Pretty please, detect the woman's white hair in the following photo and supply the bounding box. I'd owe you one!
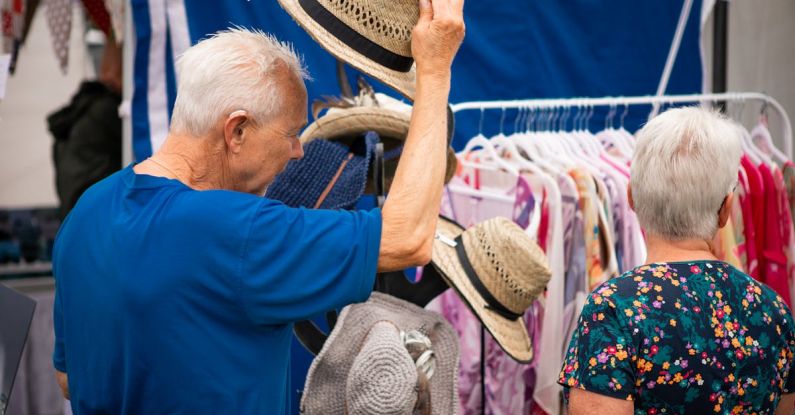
[170,27,308,137]
[630,106,742,241]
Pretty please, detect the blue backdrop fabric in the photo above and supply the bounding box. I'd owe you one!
[130,1,703,413]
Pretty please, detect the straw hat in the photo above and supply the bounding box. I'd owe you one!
[301,292,459,415]
[302,91,458,187]
[277,0,418,99]
[431,216,552,363]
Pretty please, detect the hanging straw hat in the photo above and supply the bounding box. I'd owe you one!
[301,292,459,415]
[302,86,458,188]
[277,0,418,99]
[431,216,552,363]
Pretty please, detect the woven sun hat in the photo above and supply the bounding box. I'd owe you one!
[265,133,375,209]
[301,292,459,415]
[431,216,552,363]
[301,88,458,187]
[277,0,418,100]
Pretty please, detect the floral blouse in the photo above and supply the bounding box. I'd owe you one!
[559,261,795,414]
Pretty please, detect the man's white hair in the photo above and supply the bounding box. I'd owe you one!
[631,106,742,241]
[170,27,309,137]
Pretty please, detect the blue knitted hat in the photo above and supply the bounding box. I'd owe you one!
[266,132,376,210]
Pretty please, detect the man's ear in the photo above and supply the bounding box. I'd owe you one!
[224,110,249,154]
[718,192,734,229]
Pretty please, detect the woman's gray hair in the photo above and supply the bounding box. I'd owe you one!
[630,106,743,241]
[170,27,309,137]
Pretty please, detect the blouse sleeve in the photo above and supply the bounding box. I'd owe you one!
[558,289,637,401]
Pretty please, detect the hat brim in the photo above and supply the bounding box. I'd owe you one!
[431,217,534,363]
[300,107,457,184]
[300,107,410,145]
[301,293,459,415]
[277,0,416,101]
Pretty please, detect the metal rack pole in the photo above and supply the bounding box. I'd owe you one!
[450,92,793,159]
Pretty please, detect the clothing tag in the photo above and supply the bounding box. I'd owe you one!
[435,231,458,247]
[0,54,11,100]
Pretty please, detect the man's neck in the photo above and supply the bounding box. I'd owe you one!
[134,133,230,191]
[643,233,719,265]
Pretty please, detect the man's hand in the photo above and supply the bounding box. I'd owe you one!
[377,0,464,271]
[56,370,70,400]
[411,0,465,77]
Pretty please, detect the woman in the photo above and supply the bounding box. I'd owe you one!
[559,107,795,414]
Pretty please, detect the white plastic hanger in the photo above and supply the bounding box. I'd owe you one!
[615,103,636,151]
[750,116,789,163]
[745,127,772,166]
[595,104,633,159]
[507,108,558,172]
[459,108,521,176]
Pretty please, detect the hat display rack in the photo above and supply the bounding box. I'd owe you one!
[293,61,452,357]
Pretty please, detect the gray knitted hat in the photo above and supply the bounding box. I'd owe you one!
[301,293,459,414]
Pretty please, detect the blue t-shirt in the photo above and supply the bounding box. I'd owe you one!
[52,166,381,414]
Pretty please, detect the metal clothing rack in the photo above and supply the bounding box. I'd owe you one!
[450,92,793,159]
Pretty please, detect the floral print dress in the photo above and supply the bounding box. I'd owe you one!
[558,261,795,414]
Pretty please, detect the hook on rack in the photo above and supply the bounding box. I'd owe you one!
[559,105,571,131]
[478,107,485,136]
[605,103,616,130]
[499,106,507,135]
[513,107,524,135]
[619,102,629,129]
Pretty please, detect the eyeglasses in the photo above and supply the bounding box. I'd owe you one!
[717,182,738,213]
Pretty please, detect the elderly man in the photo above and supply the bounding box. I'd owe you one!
[51,0,465,412]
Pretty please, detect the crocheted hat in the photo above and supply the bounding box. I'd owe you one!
[265,133,375,210]
[301,292,459,415]
[431,216,552,363]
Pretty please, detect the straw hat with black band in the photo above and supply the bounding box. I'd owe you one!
[302,86,458,189]
[431,216,552,363]
[277,0,418,100]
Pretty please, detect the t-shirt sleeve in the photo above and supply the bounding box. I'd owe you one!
[558,289,636,401]
[238,200,381,325]
[53,274,67,373]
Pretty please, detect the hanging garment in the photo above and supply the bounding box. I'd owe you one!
[433,152,567,414]
[568,168,619,290]
[104,0,123,42]
[558,173,589,377]
[784,161,795,227]
[523,170,566,415]
[47,81,122,219]
[45,0,71,72]
[432,164,536,414]
[759,164,791,306]
[773,166,795,309]
[737,164,760,279]
[1,0,24,71]
[740,156,765,281]
[81,0,111,35]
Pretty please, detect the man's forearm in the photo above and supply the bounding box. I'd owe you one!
[378,73,451,271]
